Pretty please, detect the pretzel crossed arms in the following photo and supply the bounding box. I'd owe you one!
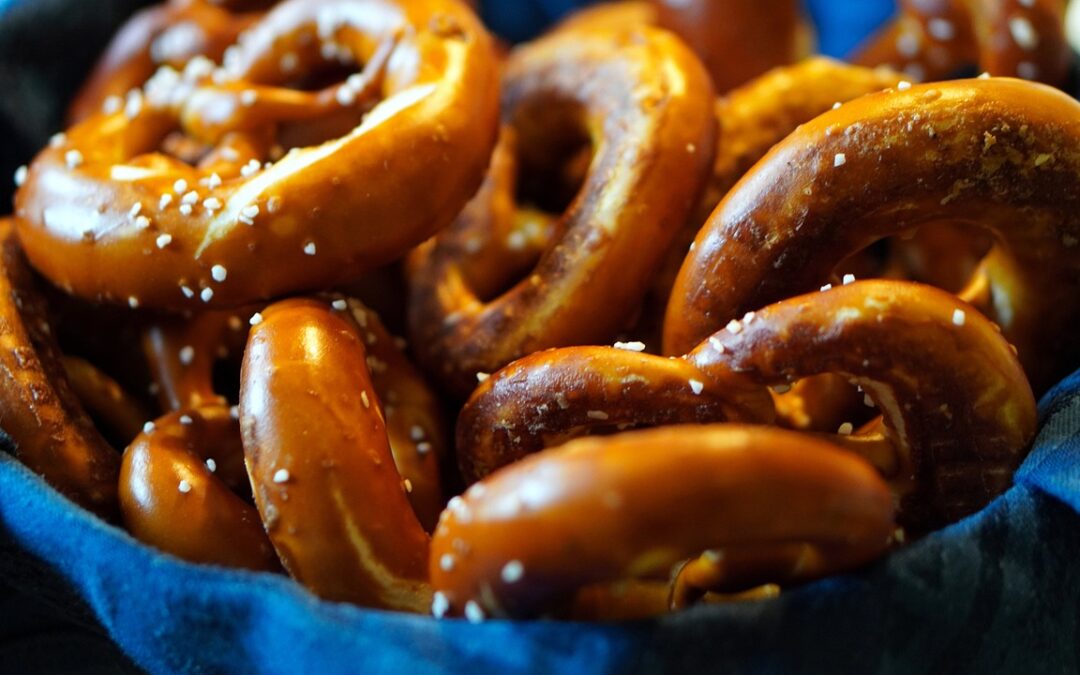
[1,0,1073,621]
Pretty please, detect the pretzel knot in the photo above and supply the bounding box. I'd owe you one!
[430,424,896,620]
[460,280,1036,529]
[68,0,268,124]
[666,78,1080,394]
[407,24,717,396]
[15,0,499,310]
[854,0,1071,85]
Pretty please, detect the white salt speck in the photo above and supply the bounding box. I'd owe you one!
[440,554,455,571]
[273,469,290,484]
[331,299,348,311]
[249,312,264,326]
[476,372,490,383]
[613,341,646,352]
[178,480,192,494]
[13,165,27,187]
[211,264,227,282]
[838,422,854,435]
[897,80,912,91]
[303,241,317,256]
[1009,17,1038,50]
[689,379,704,395]
[205,458,217,472]
[501,560,524,583]
[200,287,214,302]
[179,414,193,425]
[432,592,449,618]
[178,345,195,365]
[464,601,485,624]
[65,150,83,168]
[142,421,156,434]
[952,308,966,326]
[833,153,847,167]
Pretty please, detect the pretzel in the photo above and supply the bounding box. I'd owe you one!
[336,298,448,532]
[462,280,1035,527]
[650,0,812,94]
[15,0,500,310]
[240,297,431,610]
[407,25,717,396]
[666,78,1080,394]
[429,424,895,619]
[456,345,774,483]
[0,220,120,518]
[557,1,810,94]
[68,0,265,124]
[143,309,247,412]
[62,355,152,444]
[119,407,280,571]
[636,58,906,346]
[853,0,1071,86]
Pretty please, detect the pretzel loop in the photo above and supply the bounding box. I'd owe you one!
[15,0,499,310]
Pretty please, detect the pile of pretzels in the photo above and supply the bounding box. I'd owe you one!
[3,0,1077,622]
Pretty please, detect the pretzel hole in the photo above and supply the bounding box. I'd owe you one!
[463,100,594,303]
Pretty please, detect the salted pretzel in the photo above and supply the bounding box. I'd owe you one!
[0,220,120,518]
[68,0,267,124]
[666,78,1080,394]
[62,356,151,444]
[456,344,774,483]
[557,1,810,94]
[336,298,448,532]
[461,281,1036,528]
[429,424,895,619]
[650,0,812,94]
[143,309,247,412]
[635,58,906,348]
[240,297,431,610]
[15,0,499,310]
[119,407,280,571]
[853,0,1071,85]
[407,24,717,396]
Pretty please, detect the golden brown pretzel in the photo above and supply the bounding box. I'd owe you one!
[634,58,906,346]
[853,0,1071,85]
[557,1,811,94]
[407,25,717,396]
[666,78,1080,394]
[335,298,448,532]
[683,281,1036,528]
[240,298,430,610]
[16,0,499,310]
[143,309,247,412]
[456,345,774,483]
[461,280,1035,528]
[650,0,812,93]
[429,424,895,619]
[119,406,280,570]
[0,220,120,518]
[62,355,152,445]
[68,0,265,124]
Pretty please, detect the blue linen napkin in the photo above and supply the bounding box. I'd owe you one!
[7,1,1080,673]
